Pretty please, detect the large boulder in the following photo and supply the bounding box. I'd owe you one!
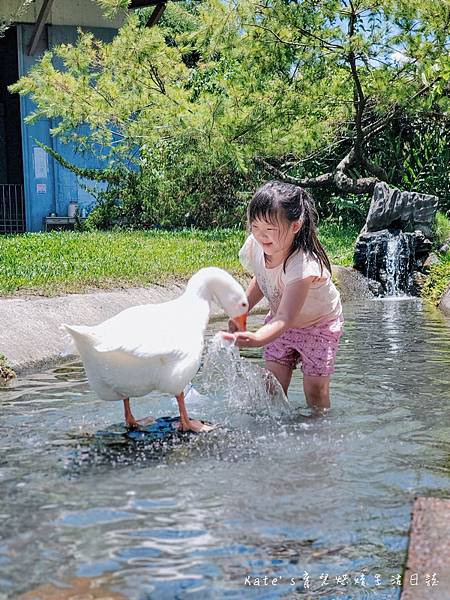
[362,182,438,238]
[331,265,374,302]
[439,284,450,317]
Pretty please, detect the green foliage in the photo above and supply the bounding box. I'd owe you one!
[422,212,450,306]
[36,141,121,183]
[367,115,450,212]
[9,0,450,227]
[94,0,130,18]
[85,148,265,229]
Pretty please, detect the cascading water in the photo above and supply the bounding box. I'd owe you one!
[385,231,413,296]
[357,229,416,297]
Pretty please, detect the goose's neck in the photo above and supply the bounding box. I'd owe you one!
[182,282,212,330]
[185,277,215,305]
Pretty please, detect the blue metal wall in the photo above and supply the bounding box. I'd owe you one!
[17,24,116,231]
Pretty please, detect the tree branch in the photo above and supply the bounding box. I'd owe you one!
[254,157,334,188]
[363,78,442,142]
[347,1,366,155]
[242,22,310,50]
[256,149,380,195]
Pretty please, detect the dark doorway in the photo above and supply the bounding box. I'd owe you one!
[0,26,25,233]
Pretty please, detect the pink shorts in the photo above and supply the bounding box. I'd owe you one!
[263,314,344,377]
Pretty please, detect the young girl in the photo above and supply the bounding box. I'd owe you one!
[225,180,344,412]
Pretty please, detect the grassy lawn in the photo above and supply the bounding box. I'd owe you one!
[0,224,359,297]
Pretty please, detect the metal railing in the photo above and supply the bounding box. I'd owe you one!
[0,184,25,233]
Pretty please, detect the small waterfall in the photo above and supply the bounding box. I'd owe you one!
[356,230,416,297]
[385,233,408,296]
[354,182,438,299]
[385,231,414,297]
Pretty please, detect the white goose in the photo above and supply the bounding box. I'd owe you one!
[64,267,248,433]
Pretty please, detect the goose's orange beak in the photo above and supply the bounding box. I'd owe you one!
[232,313,247,332]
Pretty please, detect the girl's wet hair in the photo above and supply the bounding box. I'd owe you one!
[248,180,331,275]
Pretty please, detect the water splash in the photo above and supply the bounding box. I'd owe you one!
[198,334,293,417]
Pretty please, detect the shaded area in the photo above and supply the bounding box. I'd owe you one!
[0,27,25,234]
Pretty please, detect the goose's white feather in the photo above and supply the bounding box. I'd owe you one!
[63,267,248,403]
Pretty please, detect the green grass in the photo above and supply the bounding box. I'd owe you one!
[316,222,360,267]
[0,225,358,297]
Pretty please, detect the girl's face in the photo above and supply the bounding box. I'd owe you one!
[250,215,301,257]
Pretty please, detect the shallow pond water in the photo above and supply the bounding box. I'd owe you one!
[0,299,449,599]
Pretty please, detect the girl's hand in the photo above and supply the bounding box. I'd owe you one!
[221,330,261,348]
[228,318,238,334]
[234,331,261,348]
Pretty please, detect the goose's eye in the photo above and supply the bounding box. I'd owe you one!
[241,301,248,308]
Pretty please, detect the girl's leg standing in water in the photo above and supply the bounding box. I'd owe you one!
[303,375,330,411]
[265,361,331,412]
[265,360,293,396]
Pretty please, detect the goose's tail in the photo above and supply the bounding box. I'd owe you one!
[61,324,98,357]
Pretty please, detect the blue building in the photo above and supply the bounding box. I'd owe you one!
[0,0,166,233]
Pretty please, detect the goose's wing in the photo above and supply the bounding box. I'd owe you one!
[94,329,187,361]
[91,302,202,360]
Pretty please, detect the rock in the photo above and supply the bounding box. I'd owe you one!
[368,279,383,296]
[362,182,438,238]
[401,497,450,600]
[353,183,440,296]
[331,265,374,302]
[412,230,433,258]
[438,238,450,253]
[439,285,450,317]
[411,271,427,295]
[422,252,440,269]
[354,229,391,278]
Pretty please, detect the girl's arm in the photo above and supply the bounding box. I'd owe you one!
[229,276,263,333]
[246,276,264,311]
[230,276,314,347]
